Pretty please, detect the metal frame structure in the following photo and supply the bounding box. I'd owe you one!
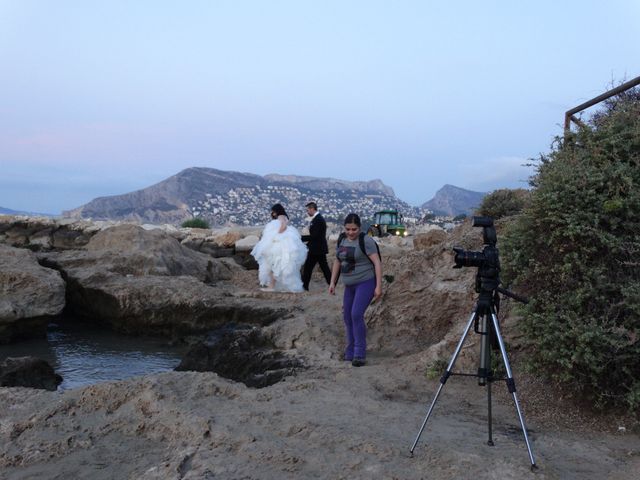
[564,75,640,136]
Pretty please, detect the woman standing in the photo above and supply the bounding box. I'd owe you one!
[251,204,307,292]
[329,213,382,366]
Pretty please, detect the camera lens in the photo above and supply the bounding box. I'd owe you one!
[453,247,485,268]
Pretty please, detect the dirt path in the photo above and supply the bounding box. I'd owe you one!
[1,276,639,479]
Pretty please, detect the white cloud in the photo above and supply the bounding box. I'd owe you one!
[458,156,536,192]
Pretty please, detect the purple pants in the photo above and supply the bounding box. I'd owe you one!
[342,277,376,360]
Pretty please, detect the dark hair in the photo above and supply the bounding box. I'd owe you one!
[271,203,289,219]
[343,213,361,226]
[305,201,318,210]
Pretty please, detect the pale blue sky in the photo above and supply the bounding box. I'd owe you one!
[0,1,638,213]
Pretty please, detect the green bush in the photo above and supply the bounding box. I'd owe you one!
[502,87,640,412]
[181,218,210,229]
[477,188,530,219]
[425,359,448,380]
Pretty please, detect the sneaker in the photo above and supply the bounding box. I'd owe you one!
[351,358,366,367]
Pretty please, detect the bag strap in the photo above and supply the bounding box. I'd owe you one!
[359,232,381,263]
[335,233,345,283]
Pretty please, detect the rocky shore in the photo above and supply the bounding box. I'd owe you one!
[0,215,638,479]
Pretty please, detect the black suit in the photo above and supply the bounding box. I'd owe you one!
[301,213,331,290]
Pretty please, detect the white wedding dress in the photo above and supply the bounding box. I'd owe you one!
[250,218,308,292]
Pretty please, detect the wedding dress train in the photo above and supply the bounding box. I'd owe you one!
[250,219,307,292]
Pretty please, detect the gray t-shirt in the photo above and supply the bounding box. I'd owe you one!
[336,235,378,286]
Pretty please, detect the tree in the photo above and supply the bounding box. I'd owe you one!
[502,87,640,411]
[181,218,210,229]
[477,188,530,220]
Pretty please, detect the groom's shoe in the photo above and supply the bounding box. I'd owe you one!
[351,358,366,367]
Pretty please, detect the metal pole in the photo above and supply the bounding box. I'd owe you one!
[490,309,537,469]
[564,75,640,134]
[487,380,494,446]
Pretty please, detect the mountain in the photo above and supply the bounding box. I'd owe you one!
[64,167,421,225]
[263,174,395,197]
[64,168,266,224]
[421,185,486,217]
[0,207,22,215]
[0,206,55,217]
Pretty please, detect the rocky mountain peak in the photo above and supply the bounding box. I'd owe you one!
[263,174,395,196]
[63,167,408,225]
[421,184,486,217]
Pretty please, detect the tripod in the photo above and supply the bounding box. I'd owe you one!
[409,288,538,471]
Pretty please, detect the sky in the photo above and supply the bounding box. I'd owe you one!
[0,1,638,214]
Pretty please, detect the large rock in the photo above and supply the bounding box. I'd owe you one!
[234,235,259,253]
[233,235,260,270]
[413,229,447,250]
[0,216,96,250]
[177,228,259,260]
[0,216,54,248]
[55,224,231,281]
[366,221,481,359]
[212,230,243,248]
[64,274,288,337]
[180,237,235,259]
[38,225,284,336]
[0,356,62,391]
[0,244,66,343]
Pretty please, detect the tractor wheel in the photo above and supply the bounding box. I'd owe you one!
[367,226,381,237]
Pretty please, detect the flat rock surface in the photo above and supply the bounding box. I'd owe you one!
[1,357,638,479]
[1,280,638,479]
[1,221,638,479]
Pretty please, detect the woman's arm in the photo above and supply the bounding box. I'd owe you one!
[328,259,341,295]
[278,215,287,233]
[369,253,382,302]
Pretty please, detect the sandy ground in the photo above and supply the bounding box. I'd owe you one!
[1,273,639,479]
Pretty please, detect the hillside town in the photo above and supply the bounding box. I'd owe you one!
[190,184,433,226]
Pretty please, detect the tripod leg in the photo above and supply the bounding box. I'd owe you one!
[477,312,495,445]
[410,311,477,455]
[490,309,537,470]
[487,380,494,446]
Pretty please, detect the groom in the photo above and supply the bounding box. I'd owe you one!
[301,201,332,291]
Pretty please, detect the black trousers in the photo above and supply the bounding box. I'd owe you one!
[302,253,332,290]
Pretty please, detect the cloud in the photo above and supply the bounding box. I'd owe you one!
[458,156,536,192]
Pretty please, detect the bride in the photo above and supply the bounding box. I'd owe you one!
[251,204,307,292]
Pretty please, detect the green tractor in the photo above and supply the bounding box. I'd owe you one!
[367,209,408,237]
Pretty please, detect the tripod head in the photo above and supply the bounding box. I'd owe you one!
[452,216,528,387]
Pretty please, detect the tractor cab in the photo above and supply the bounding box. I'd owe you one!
[367,209,408,237]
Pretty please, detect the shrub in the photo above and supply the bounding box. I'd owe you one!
[502,87,640,412]
[181,218,210,229]
[425,359,448,380]
[477,188,530,220]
